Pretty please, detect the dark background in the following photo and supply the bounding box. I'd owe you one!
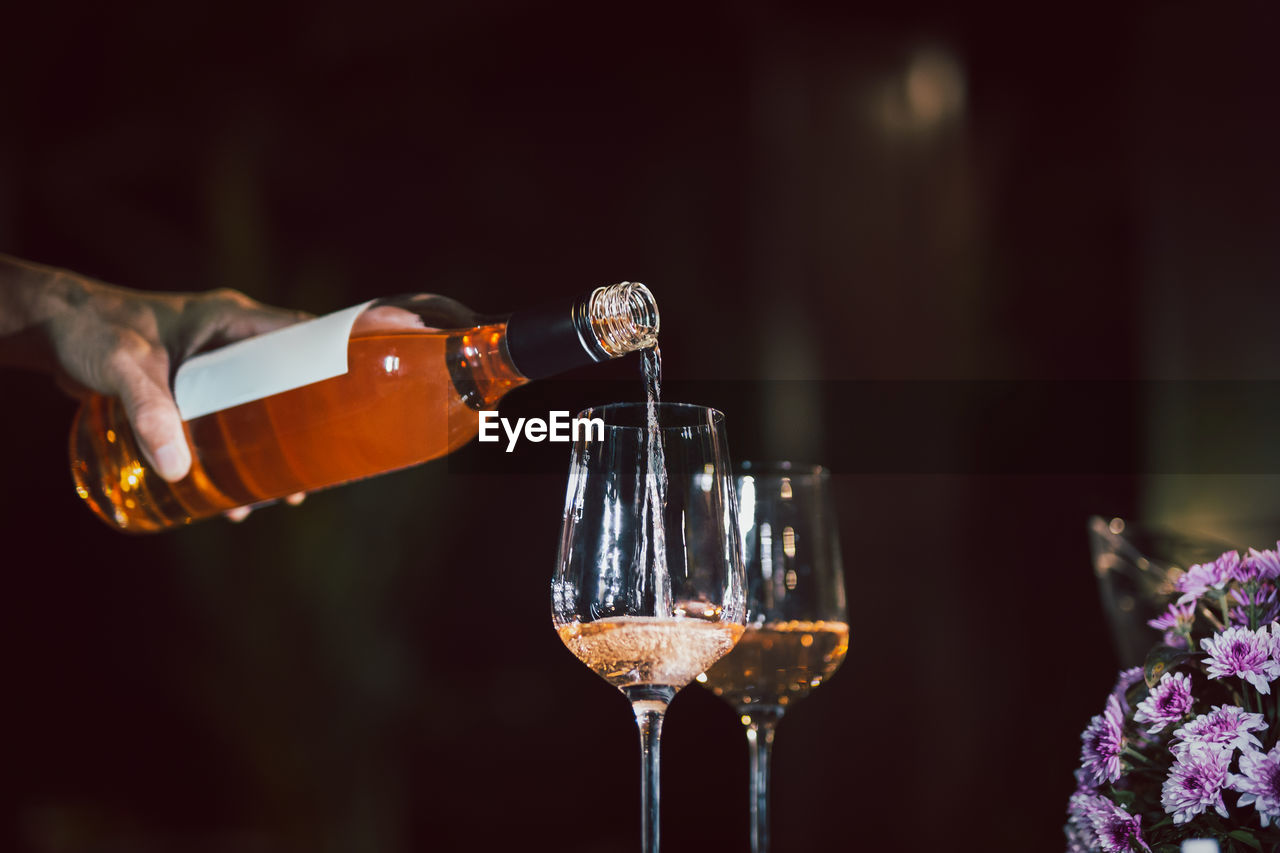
[2,2,1279,851]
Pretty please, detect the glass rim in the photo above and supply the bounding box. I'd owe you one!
[736,460,829,479]
[574,402,726,432]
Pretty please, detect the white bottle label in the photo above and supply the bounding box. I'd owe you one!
[174,301,375,421]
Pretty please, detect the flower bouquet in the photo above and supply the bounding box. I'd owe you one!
[1068,545,1280,852]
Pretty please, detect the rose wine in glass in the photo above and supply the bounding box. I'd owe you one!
[553,402,746,853]
[699,462,848,853]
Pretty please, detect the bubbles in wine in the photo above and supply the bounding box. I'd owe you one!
[557,615,743,690]
[699,620,849,712]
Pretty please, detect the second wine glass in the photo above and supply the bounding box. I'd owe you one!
[552,402,747,853]
[699,461,848,853]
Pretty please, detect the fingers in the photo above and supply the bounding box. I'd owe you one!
[225,505,252,523]
[107,291,298,484]
[196,289,311,349]
[106,351,192,482]
[218,305,311,340]
[224,493,306,523]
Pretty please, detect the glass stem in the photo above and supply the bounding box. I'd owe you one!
[746,718,778,853]
[635,703,667,853]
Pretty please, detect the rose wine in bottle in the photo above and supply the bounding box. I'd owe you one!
[71,283,658,532]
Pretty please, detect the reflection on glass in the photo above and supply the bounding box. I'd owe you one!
[553,403,746,853]
[700,462,848,853]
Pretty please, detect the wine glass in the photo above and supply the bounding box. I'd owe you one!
[552,403,747,853]
[698,461,848,853]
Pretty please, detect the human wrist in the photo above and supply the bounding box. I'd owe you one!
[0,254,94,369]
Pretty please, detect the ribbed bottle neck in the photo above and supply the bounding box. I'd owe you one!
[505,282,659,379]
[585,282,659,356]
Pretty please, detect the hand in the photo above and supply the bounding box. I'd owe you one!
[223,492,307,523]
[50,282,310,481]
[0,255,310,515]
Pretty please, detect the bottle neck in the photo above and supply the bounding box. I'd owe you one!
[505,282,659,379]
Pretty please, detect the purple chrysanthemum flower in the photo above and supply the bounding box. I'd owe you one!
[1245,545,1280,582]
[1109,666,1145,716]
[1081,695,1126,785]
[1230,583,1280,627]
[1066,787,1107,851]
[1172,704,1266,754]
[1088,800,1152,853]
[1064,822,1093,853]
[1134,672,1194,734]
[1161,742,1233,825]
[1073,767,1097,794]
[1201,625,1280,694]
[1236,552,1262,583]
[1177,551,1239,605]
[1231,744,1280,827]
[1148,601,1196,633]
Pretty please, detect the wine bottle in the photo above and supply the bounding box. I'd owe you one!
[70,282,658,532]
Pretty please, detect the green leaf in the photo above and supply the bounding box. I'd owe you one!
[1229,829,1264,851]
[1145,644,1202,686]
[1109,787,1137,807]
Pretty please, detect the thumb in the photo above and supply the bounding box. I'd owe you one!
[111,360,193,482]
